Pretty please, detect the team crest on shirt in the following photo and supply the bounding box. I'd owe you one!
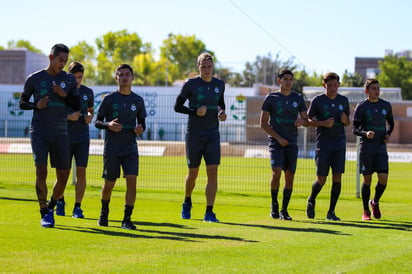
[214,87,220,93]
[60,82,66,89]
[338,104,344,111]
[382,109,387,115]
[292,101,298,108]
[130,104,136,112]
[83,94,88,101]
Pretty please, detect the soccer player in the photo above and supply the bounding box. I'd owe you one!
[174,52,226,223]
[95,64,146,230]
[55,62,94,218]
[19,43,80,228]
[353,79,394,220]
[260,69,308,220]
[306,72,350,221]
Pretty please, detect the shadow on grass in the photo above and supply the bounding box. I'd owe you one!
[0,196,37,202]
[54,220,257,243]
[220,221,351,235]
[294,219,412,231]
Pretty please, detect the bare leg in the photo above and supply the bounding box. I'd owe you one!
[75,166,87,204]
[205,165,218,206]
[35,165,48,208]
[185,167,199,198]
[125,175,137,206]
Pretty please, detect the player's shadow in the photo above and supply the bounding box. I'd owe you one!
[217,221,351,236]
[294,219,412,231]
[55,220,257,243]
[0,196,37,202]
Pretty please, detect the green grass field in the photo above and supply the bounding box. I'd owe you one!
[0,155,411,273]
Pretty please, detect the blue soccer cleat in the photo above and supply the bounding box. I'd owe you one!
[56,200,65,216]
[181,202,192,219]
[203,211,220,223]
[41,209,55,228]
[72,207,84,218]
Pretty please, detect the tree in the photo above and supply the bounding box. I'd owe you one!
[95,30,143,85]
[132,50,158,86]
[292,70,322,94]
[242,62,256,87]
[7,39,43,54]
[341,70,364,87]
[67,41,97,85]
[242,53,296,86]
[377,55,412,100]
[159,33,213,82]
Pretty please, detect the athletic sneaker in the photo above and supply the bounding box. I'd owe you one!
[41,209,55,228]
[56,200,65,216]
[98,209,109,227]
[326,211,341,221]
[270,202,279,219]
[72,207,84,218]
[306,199,315,219]
[362,210,372,221]
[279,210,292,221]
[121,219,137,230]
[181,202,192,219]
[369,200,381,219]
[203,211,220,223]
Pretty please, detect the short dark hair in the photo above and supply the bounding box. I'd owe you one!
[68,62,84,74]
[364,78,379,89]
[50,43,69,56]
[277,69,293,79]
[116,63,133,75]
[197,52,213,66]
[322,72,340,83]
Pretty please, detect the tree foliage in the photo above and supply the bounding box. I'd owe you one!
[377,55,412,100]
[67,41,97,85]
[241,53,296,87]
[7,39,43,54]
[341,69,364,87]
[159,33,212,82]
[95,30,143,85]
[292,70,322,94]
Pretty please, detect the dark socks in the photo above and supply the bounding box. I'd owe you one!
[282,188,292,212]
[40,207,49,217]
[328,181,341,213]
[48,197,57,210]
[271,189,279,205]
[184,196,192,205]
[309,181,323,202]
[361,183,371,211]
[101,199,110,212]
[206,205,213,213]
[74,202,81,209]
[123,205,134,220]
[374,182,387,202]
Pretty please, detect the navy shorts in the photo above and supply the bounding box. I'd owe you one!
[69,140,90,168]
[269,143,298,173]
[31,133,70,169]
[103,152,139,182]
[315,148,346,176]
[185,131,220,168]
[360,151,388,175]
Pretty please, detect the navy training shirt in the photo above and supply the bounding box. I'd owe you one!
[68,84,94,143]
[96,91,147,156]
[353,98,394,154]
[261,91,307,144]
[176,76,225,133]
[20,69,79,137]
[308,93,350,149]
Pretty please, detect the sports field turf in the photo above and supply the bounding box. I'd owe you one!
[0,155,411,273]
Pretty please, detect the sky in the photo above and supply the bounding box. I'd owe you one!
[1,0,411,77]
